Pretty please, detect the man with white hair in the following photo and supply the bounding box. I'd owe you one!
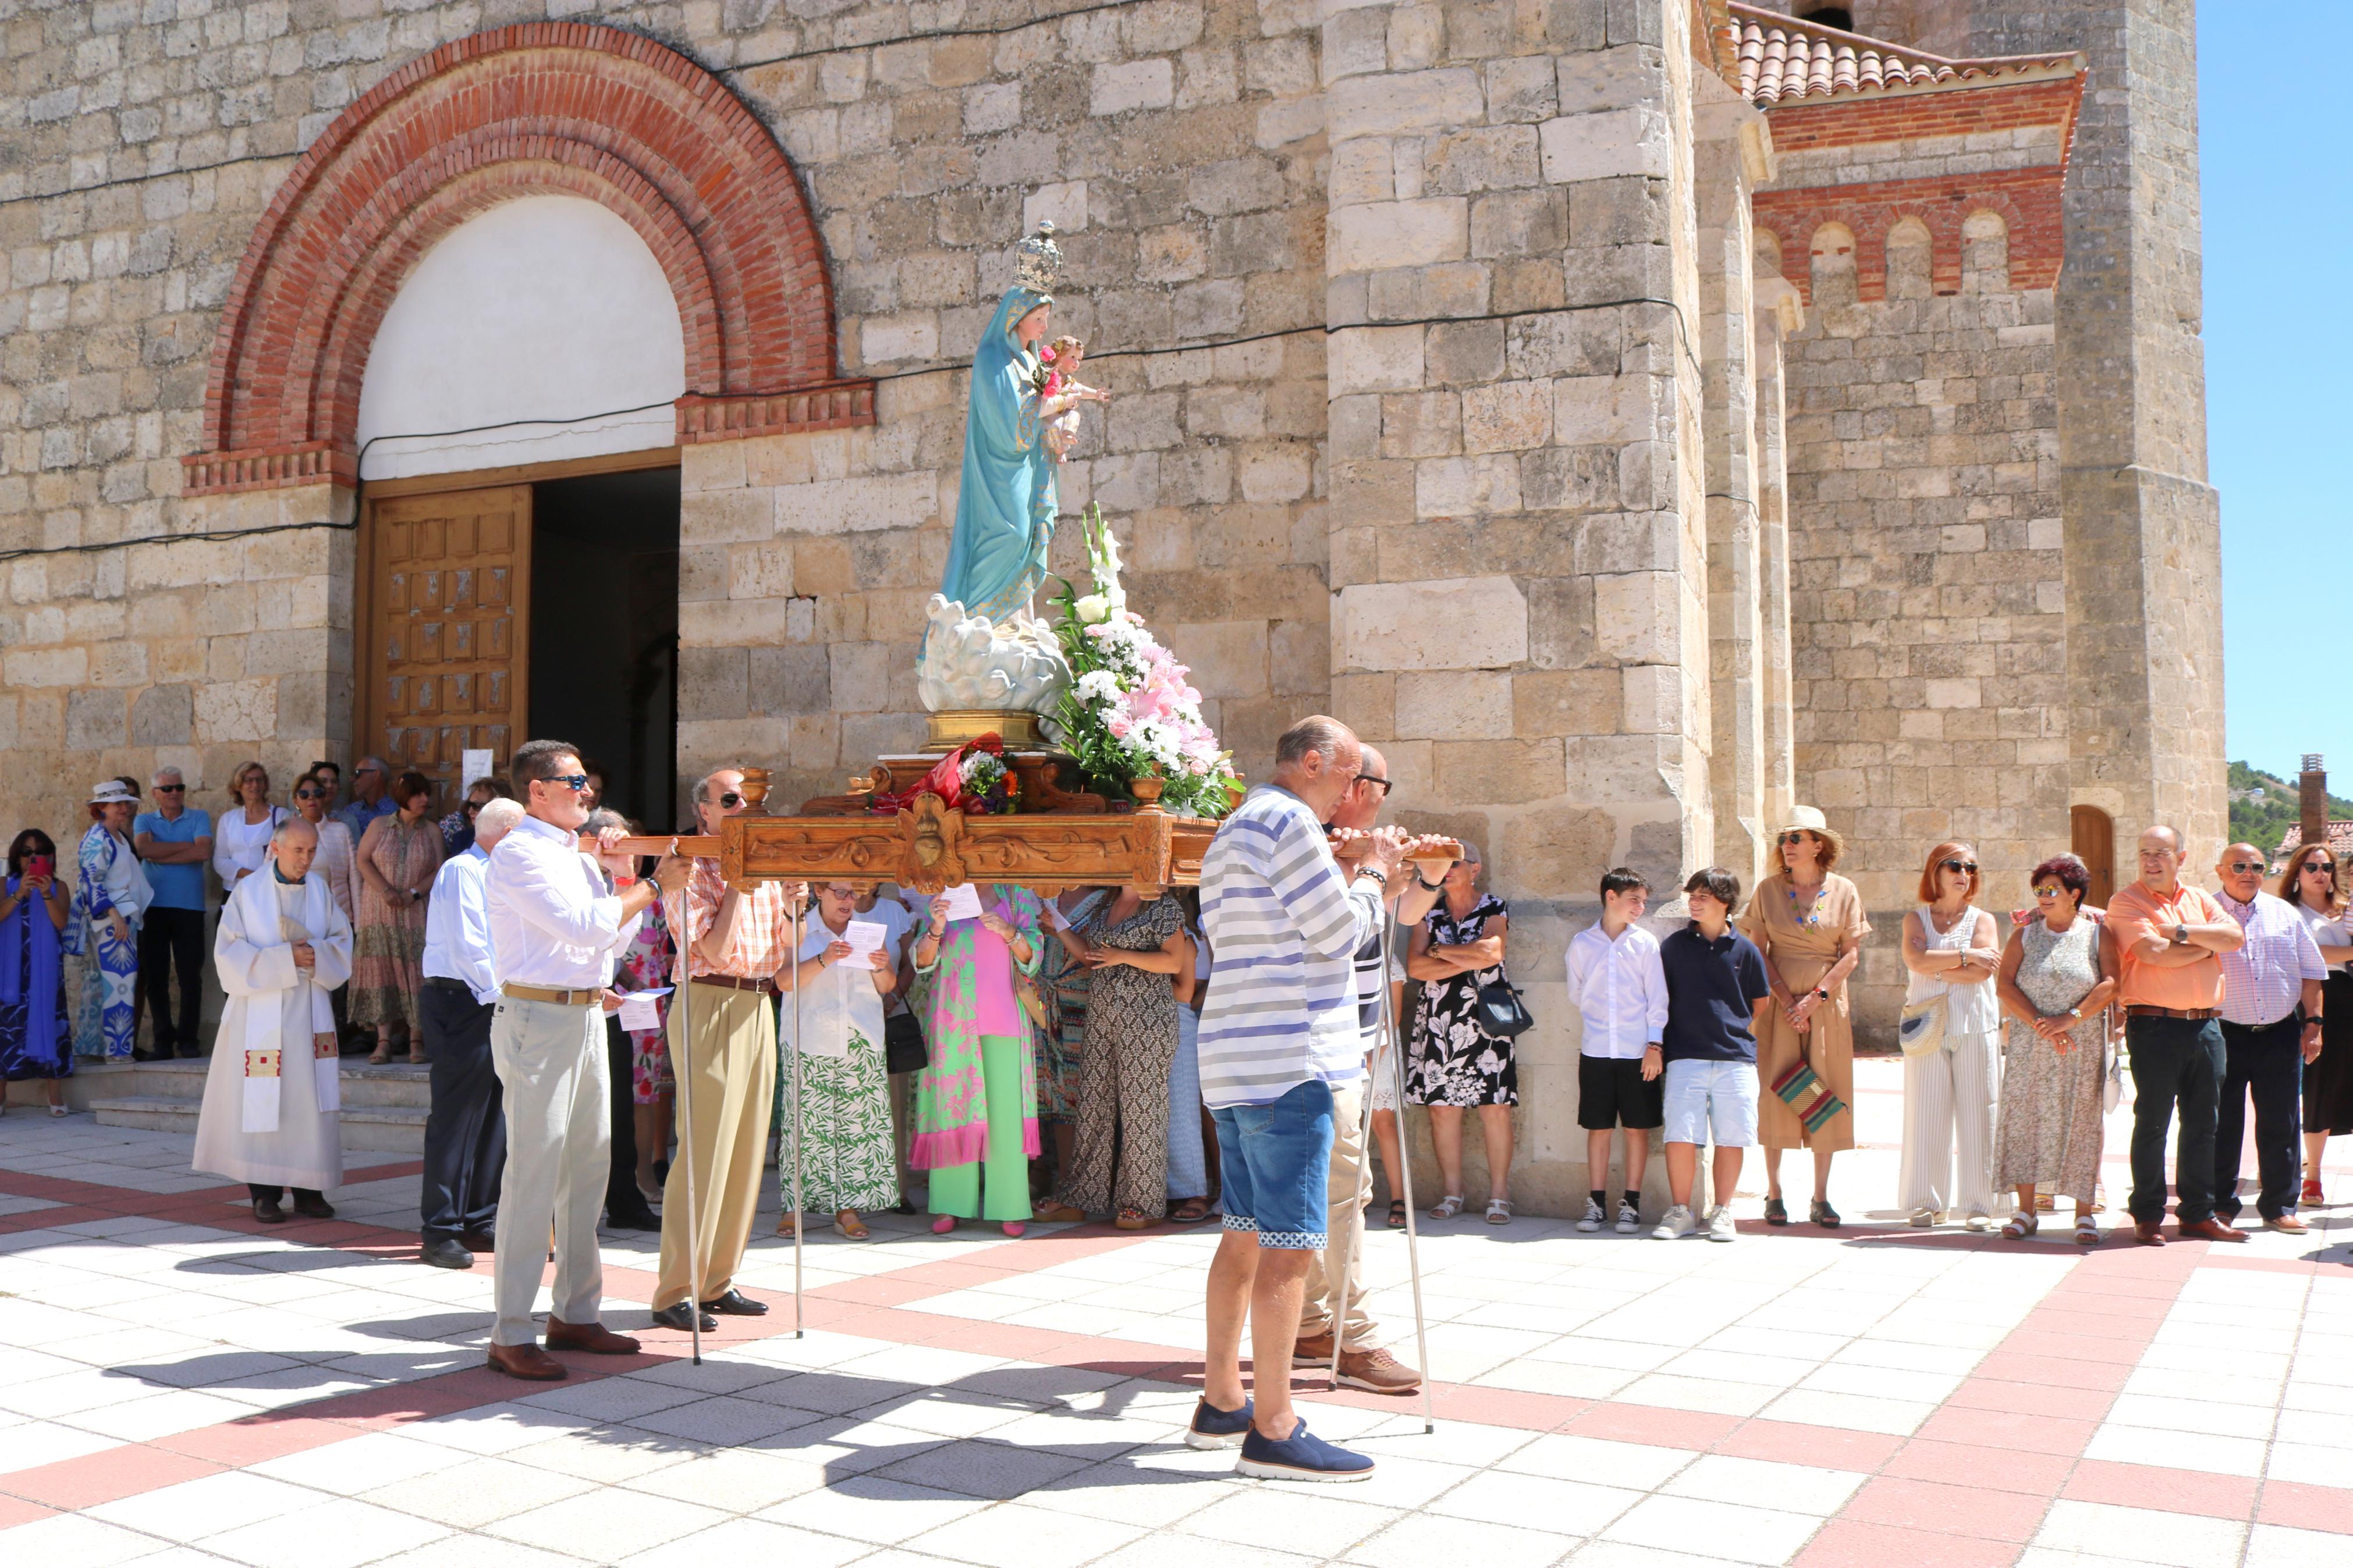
[417,797,524,1270]
[190,816,353,1224]
[132,765,213,1060]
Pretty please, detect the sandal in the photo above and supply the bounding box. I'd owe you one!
[1387,1200,1407,1229]
[1764,1197,1788,1226]
[367,1045,392,1065]
[1170,1197,1211,1224]
[1114,1208,1155,1231]
[1429,1194,1465,1221]
[2001,1213,2039,1240]
[406,1052,427,1066]
[1485,1199,1513,1225]
[835,1209,869,1240]
[1809,1198,1841,1229]
[931,1215,957,1235]
[1032,1201,1086,1224]
[48,1104,69,1118]
[2074,1215,2100,1246]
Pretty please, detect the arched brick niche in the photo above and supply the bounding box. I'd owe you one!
[183,23,869,497]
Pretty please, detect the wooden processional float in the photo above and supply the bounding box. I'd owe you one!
[613,741,1457,892]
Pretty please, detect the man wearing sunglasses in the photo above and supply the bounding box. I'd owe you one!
[648,767,800,1334]
[2212,842,2328,1236]
[2106,826,2248,1245]
[482,739,687,1379]
[132,766,214,1061]
[333,756,395,843]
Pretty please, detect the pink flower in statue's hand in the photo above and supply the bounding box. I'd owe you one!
[1040,346,1056,363]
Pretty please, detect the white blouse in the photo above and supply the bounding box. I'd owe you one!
[311,818,357,921]
[2293,901,2352,975]
[1904,903,2002,1035]
[213,805,287,887]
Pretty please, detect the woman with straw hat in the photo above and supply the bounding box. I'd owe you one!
[1737,806,1869,1227]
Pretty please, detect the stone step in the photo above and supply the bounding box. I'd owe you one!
[85,1094,428,1154]
[110,1058,435,1111]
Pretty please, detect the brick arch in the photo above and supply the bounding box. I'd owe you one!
[1752,174,2061,310]
[184,23,871,496]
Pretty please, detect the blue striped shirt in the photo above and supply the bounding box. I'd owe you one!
[1197,785,1382,1109]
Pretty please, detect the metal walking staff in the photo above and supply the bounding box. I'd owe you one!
[668,856,705,1367]
[1380,902,1437,1435]
[787,891,807,1338]
[1323,909,1382,1398]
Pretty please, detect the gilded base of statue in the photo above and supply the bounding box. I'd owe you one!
[923,707,1046,752]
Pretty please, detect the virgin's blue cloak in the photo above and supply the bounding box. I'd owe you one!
[939,286,1056,623]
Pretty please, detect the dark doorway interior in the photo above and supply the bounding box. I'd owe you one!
[529,467,680,831]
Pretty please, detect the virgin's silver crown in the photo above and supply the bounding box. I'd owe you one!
[1013,221,1062,294]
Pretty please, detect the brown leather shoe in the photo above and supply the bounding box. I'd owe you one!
[2131,1219,2167,1246]
[1293,1331,1336,1367]
[1336,1346,1424,1395]
[486,1343,566,1381]
[545,1317,641,1355]
[2266,1214,2311,1234]
[2180,1218,2249,1243]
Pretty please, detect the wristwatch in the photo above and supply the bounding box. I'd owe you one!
[2067,1007,2082,1021]
[2173,922,2189,945]
[1812,987,1829,1000]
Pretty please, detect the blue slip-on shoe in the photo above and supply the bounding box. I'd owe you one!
[1185,1396,1255,1450]
[1235,1417,1376,1482]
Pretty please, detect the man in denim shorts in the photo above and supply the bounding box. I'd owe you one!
[1188,717,1407,1481]
[1647,867,1773,1243]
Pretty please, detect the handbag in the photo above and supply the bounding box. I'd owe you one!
[2102,1008,2125,1114]
[883,1011,928,1075]
[1898,994,1947,1057]
[1769,1055,1849,1137]
[1474,975,1534,1039]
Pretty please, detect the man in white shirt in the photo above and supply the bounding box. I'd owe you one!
[482,740,683,1380]
[1565,868,1670,1234]
[417,798,523,1271]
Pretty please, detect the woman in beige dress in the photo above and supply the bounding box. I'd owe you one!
[1738,806,1869,1228]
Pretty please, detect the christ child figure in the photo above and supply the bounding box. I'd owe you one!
[1038,336,1103,460]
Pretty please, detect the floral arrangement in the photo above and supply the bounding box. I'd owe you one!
[1048,505,1241,817]
[959,746,1017,813]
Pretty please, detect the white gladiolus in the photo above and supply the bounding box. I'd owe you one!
[1074,593,1111,623]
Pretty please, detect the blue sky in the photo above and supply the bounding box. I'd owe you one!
[2205,8,2350,781]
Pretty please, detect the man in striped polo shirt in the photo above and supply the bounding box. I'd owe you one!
[1186,716,1408,1482]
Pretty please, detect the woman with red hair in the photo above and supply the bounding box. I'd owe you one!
[1898,842,2003,1228]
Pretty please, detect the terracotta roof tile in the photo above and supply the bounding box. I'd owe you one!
[2273,822,2353,864]
[1727,3,2080,106]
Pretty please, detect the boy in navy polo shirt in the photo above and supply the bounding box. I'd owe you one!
[1646,868,1772,1243]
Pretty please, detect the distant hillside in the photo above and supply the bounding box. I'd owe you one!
[2228,761,2353,856]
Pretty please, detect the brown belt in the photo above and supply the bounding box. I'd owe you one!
[2124,1005,2220,1021]
[689,973,779,999]
[502,983,602,1007]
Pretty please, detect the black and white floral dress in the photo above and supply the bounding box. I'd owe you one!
[1408,894,1518,1107]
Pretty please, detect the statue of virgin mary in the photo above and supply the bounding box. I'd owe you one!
[938,223,1080,624]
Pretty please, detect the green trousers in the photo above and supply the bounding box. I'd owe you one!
[926,1033,1031,1222]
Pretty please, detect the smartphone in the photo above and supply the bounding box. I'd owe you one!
[25,854,55,881]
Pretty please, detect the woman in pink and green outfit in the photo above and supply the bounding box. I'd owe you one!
[911,884,1044,1235]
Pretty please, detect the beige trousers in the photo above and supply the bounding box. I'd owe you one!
[1298,1077,1379,1347]
[654,982,778,1309]
[488,996,608,1347]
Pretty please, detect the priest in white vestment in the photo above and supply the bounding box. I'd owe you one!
[192,816,354,1224]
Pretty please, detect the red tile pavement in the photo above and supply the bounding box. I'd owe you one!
[0,1444,224,1512]
[1909,1405,2100,1457]
[1968,1350,2135,1392]
[0,1495,56,1530]
[1943,1378,2118,1421]
[2061,1459,2259,1520]
[1839,1474,2058,1541]
[2261,1480,2353,1534]
[1794,1517,2031,1568]
[1877,1438,2077,1496]
[1711,1420,1904,1473]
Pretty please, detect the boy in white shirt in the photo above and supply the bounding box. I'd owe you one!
[1564,868,1669,1233]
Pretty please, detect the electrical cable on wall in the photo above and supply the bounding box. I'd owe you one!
[0,297,1704,566]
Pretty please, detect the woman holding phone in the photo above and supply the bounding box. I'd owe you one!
[1,830,74,1112]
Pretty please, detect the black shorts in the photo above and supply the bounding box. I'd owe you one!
[1578,1054,1664,1131]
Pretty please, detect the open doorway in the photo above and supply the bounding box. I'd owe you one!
[529,468,681,830]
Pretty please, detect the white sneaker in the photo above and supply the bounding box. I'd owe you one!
[1576,1197,1606,1233]
[1615,1199,1641,1235]
[1706,1206,1737,1243]
[1651,1204,1697,1240]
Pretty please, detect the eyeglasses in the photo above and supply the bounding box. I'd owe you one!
[718,792,744,808]
[1352,775,1390,796]
[294,788,322,801]
[544,774,591,792]
[1941,859,1979,875]
[154,783,184,793]
[2225,861,2265,874]
[1781,831,1813,846]
[2303,863,2337,878]
[2033,886,2067,899]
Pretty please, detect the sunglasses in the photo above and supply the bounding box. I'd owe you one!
[544,774,591,792]
[294,788,322,800]
[2224,861,2264,874]
[154,783,184,793]
[2303,863,2337,877]
[1941,859,1979,875]
[718,791,743,808]
[1781,831,1814,846]
[1352,774,1391,795]
[2032,886,2068,899]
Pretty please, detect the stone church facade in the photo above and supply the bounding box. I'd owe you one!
[0,1,2221,1206]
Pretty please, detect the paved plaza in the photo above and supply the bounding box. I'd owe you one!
[3,1058,2351,1568]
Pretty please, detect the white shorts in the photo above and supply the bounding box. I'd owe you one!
[1661,1058,1759,1147]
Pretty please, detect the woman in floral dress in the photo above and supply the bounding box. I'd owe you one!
[1993,854,2118,1245]
[911,883,1044,1236]
[70,781,150,1061]
[1051,887,1187,1228]
[782,882,901,1237]
[1030,886,1109,1220]
[1406,847,1518,1222]
[352,771,441,1062]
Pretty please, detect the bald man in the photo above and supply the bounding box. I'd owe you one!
[2213,842,2327,1235]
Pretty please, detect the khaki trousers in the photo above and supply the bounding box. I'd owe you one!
[654,982,777,1309]
[488,996,608,1347]
[1298,1078,1379,1347]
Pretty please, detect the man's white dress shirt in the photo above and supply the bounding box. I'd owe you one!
[484,814,641,990]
